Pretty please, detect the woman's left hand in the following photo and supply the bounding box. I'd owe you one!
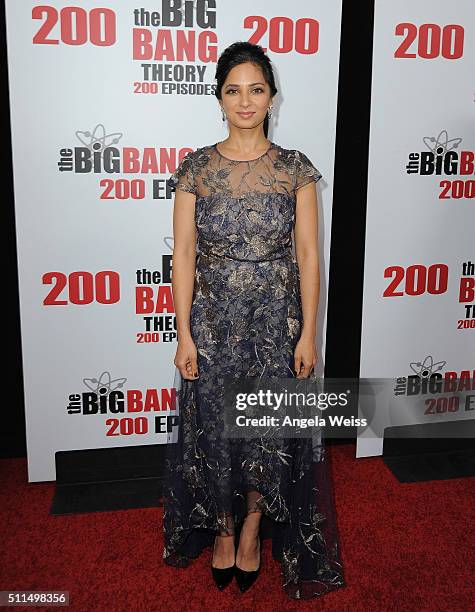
[294,336,318,378]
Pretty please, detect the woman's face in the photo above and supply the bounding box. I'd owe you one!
[220,62,273,130]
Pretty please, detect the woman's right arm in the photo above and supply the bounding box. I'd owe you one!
[172,188,199,379]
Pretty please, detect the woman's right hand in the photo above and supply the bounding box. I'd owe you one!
[174,337,199,380]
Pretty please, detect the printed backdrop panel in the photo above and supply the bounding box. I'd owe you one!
[358,0,474,457]
[5,1,343,480]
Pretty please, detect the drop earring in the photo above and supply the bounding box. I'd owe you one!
[267,105,273,118]
[220,106,226,121]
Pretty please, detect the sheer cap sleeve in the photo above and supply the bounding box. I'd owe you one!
[167,150,196,194]
[294,149,322,193]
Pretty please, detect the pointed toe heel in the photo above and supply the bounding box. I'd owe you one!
[235,536,261,593]
[211,563,235,590]
[211,534,236,590]
[234,564,260,593]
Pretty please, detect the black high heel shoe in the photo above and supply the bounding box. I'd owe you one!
[235,535,261,593]
[211,536,235,590]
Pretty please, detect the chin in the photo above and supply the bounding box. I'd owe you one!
[235,116,263,125]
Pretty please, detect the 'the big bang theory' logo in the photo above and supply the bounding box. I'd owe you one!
[392,356,475,416]
[57,124,189,202]
[133,3,218,95]
[66,371,178,437]
[406,130,475,200]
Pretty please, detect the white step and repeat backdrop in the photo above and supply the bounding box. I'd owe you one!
[358,0,475,457]
[6,1,343,481]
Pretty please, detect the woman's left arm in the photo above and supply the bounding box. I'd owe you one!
[293,180,320,378]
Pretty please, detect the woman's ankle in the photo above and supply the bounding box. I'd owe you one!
[212,533,236,567]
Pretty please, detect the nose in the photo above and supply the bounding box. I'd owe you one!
[240,92,251,108]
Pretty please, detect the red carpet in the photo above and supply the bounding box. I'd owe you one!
[1,444,473,611]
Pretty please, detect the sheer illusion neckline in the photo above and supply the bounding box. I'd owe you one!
[213,141,274,162]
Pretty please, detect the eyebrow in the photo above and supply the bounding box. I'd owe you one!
[225,82,265,87]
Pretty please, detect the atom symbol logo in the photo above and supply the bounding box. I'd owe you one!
[423,130,462,155]
[76,124,123,158]
[83,371,127,396]
[409,355,446,379]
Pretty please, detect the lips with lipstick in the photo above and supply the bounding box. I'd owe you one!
[237,112,255,119]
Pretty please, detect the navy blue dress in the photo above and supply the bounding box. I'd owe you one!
[162,142,345,599]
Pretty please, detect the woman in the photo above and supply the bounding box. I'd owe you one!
[162,41,345,599]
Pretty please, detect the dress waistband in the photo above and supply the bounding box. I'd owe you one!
[198,245,292,263]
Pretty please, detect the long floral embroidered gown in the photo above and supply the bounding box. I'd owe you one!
[162,141,345,599]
